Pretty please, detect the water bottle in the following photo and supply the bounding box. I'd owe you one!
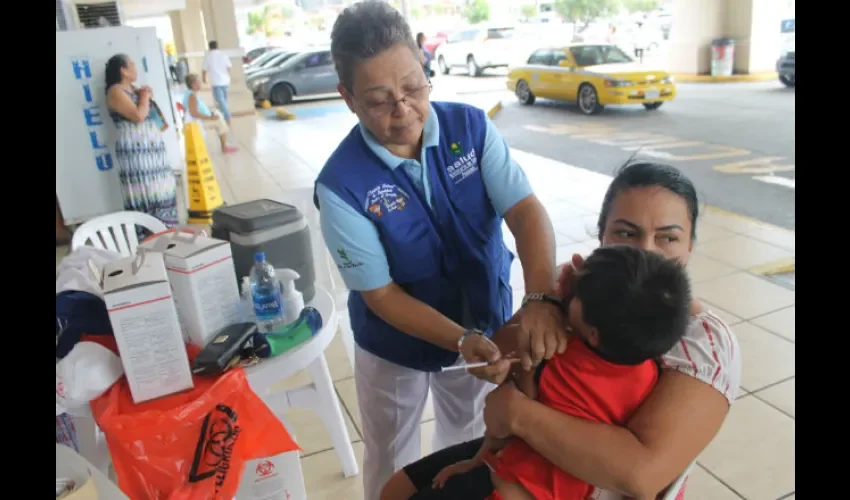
[250,252,284,333]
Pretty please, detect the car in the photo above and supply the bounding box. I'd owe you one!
[776,51,795,87]
[422,31,449,58]
[252,48,339,106]
[434,25,517,76]
[243,46,278,65]
[506,43,676,115]
[244,48,285,71]
[245,50,299,79]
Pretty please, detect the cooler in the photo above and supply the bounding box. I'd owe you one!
[211,199,316,302]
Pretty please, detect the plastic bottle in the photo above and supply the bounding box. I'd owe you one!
[250,252,284,333]
[277,269,305,325]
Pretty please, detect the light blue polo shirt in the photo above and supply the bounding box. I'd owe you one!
[316,104,532,292]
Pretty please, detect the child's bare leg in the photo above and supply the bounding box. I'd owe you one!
[491,470,536,500]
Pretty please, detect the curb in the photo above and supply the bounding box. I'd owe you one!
[275,107,296,120]
[487,101,503,118]
[672,72,778,83]
[703,205,794,236]
[749,257,795,276]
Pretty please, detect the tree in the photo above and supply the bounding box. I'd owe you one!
[521,3,537,19]
[463,0,490,24]
[553,0,620,24]
[621,0,661,13]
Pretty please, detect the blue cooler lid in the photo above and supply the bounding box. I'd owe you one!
[212,199,303,234]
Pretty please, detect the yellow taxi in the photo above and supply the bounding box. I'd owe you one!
[506,43,676,115]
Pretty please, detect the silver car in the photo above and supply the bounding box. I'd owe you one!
[251,49,339,106]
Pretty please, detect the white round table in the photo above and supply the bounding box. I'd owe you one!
[244,286,359,478]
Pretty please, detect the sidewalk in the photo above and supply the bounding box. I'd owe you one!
[59,93,794,499]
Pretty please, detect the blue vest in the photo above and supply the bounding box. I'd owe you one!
[315,102,513,371]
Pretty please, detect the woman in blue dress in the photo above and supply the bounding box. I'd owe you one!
[104,54,178,232]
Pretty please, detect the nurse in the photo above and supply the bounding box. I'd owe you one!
[315,3,565,498]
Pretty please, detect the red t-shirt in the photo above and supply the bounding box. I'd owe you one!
[493,340,659,500]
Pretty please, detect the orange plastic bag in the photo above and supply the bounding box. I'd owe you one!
[91,365,300,500]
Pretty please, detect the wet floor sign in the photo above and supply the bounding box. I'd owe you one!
[184,122,223,224]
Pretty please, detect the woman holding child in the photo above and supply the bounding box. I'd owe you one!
[382,162,742,500]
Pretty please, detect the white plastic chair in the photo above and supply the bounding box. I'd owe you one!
[71,211,167,257]
[660,460,696,500]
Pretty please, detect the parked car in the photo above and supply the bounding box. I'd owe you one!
[243,46,279,65]
[252,48,338,106]
[422,31,449,58]
[777,18,795,87]
[245,50,299,79]
[244,48,284,71]
[506,43,676,115]
[776,51,795,87]
[434,25,517,76]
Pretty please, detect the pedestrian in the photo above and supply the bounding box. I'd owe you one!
[183,74,238,153]
[104,54,178,236]
[317,3,565,499]
[203,40,233,126]
[634,21,648,63]
[416,32,434,77]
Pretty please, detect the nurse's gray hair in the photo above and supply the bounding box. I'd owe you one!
[330,1,418,92]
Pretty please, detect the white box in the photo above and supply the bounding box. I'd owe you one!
[235,451,306,500]
[101,252,193,404]
[140,230,243,348]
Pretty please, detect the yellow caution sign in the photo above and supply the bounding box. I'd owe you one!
[184,122,224,224]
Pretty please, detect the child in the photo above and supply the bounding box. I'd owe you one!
[183,74,238,153]
[431,244,692,500]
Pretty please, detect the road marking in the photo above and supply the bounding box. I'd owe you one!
[521,122,797,178]
[753,175,795,189]
[713,156,795,174]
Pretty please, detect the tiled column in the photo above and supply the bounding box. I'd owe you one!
[200,0,254,116]
[667,0,785,75]
[169,0,206,75]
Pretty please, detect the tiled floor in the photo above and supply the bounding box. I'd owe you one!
[59,94,794,499]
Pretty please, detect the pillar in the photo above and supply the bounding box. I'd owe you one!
[666,0,785,75]
[200,0,254,116]
[169,0,206,75]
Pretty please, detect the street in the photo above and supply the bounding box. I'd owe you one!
[482,77,796,230]
[280,73,795,230]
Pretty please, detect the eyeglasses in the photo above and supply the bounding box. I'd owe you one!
[357,82,432,118]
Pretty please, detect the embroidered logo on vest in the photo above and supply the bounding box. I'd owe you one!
[447,148,479,184]
[364,183,410,217]
[450,142,462,155]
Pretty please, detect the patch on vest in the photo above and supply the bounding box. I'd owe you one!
[364,183,410,217]
[447,148,479,184]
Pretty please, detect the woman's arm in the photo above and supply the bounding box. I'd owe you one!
[107,86,149,123]
[506,371,729,498]
[187,93,212,120]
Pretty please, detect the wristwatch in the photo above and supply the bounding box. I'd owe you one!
[457,328,484,354]
[521,292,561,309]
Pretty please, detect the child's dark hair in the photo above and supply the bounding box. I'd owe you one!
[574,245,691,365]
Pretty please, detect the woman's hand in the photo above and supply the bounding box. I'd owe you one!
[483,381,529,439]
[138,86,153,100]
[556,253,585,300]
[515,299,567,371]
[465,326,519,384]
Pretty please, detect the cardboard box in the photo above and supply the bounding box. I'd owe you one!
[140,229,243,348]
[235,451,306,500]
[101,251,193,404]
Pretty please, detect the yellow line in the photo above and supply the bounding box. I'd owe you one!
[703,205,795,236]
[672,72,778,83]
[749,257,795,276]
[487,101,503,118]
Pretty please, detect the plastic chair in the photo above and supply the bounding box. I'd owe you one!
[71,211,167,258]
[660,460,696,500]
